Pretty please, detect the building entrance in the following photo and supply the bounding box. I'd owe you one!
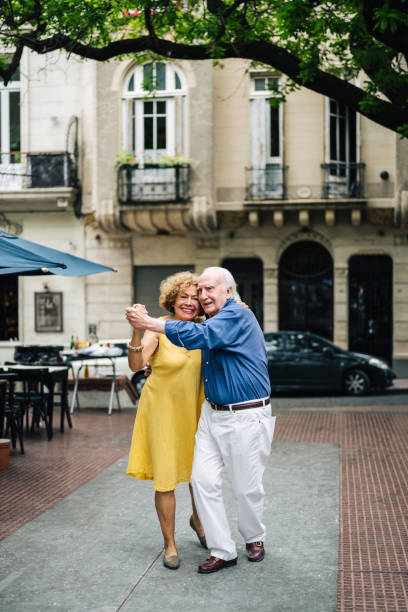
[348,255,393,364]
[278,240,333,340]
[222,258,263,327]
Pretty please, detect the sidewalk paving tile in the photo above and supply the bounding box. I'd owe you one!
[0,443,338,612]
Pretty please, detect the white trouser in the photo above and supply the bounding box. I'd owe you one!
[191,399,276,561]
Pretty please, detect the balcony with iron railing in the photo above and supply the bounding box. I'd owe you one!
[117,164,190,204]
[0,151,80,215]
[246,165,287,201]
[0,151,77,190]
[320,162,365,199]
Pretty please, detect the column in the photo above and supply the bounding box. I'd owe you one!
[264,266,278,332]
[334,266,348,349]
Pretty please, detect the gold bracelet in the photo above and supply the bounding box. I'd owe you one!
[127,343,143,353]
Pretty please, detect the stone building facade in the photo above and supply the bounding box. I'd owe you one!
[1,51,408,373]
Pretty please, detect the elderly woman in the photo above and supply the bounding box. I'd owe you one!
[126,272,206,570]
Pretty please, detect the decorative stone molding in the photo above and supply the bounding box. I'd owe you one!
[264,266,278,279]
[248,211,259,228]
[0,213,22,235]
[188,196,217,233]
[351,209,361,226]
[276,229,333,263]
[0,187,77,212]
[96,199,130,234]
[325,210,335,226]
[273,210,284,228]
[298,210,309,227]
[113,196,217,235]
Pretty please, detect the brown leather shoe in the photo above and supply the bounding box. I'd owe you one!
[198,555,237,574]
[246,541,265,562]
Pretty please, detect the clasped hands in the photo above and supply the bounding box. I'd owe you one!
[126,303,149,329]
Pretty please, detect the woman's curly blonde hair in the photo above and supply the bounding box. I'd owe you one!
[159,271,201,314]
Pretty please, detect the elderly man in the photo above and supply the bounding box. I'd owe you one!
[126,266,275,574]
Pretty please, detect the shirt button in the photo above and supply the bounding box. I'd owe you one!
[206,362,209,365]
[205,379,208,382]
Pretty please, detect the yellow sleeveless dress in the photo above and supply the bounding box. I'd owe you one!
[127,330,204,492]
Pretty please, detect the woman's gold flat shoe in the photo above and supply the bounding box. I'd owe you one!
[163,553,180,570]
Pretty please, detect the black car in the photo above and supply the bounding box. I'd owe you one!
[265,331,396,395]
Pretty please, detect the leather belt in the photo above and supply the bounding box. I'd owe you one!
[208,398,270,412]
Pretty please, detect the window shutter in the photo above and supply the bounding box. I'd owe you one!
[123,98,133,151]
[174,95,185,156]
[250,97,267,169]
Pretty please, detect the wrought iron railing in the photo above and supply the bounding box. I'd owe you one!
[117,164,190,204]
[0,152,77,190]
[246,165,286,200]
[321,162,365,198]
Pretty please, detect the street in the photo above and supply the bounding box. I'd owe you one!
[273,386,408,411]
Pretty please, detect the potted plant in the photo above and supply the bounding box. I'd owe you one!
[115,150,138,167]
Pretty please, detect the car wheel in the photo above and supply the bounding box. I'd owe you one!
[343,369,370,396]
[132,371,146,397]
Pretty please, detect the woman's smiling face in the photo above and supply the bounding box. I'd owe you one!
[173,284,200,321]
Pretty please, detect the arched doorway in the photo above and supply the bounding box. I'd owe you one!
[222,258,263,327]
[279,240,333,339]
[349,255,393,364]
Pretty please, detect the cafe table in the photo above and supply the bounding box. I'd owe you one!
[63,350,122,416]
[0,364,72,438]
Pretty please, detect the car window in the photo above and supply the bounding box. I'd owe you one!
[285,333,309,352]
[264,334,285,352]
[309,337,327,352]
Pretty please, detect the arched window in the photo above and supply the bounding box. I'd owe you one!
[122,62,186,163]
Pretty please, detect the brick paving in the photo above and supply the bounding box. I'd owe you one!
[0,408,136,541]
[1,405,408,611]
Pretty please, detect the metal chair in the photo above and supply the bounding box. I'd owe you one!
[0,374,25,454]
[7,368,53,441]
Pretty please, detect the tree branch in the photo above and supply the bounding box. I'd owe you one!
[144,4,156,39]
[0,42,23,85]
[361,0,408,57]
[349,27,408,107]
[14,31,405,132]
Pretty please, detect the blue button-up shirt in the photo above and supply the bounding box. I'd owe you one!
[165,298,271,405]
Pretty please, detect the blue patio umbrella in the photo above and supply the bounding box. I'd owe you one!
[0,230,116,276]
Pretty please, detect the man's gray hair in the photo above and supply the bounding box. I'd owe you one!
[201,266,241,300]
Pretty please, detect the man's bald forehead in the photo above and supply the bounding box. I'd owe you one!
[198,269,223,286]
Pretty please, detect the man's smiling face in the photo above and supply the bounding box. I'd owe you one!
[197,270,232,317]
